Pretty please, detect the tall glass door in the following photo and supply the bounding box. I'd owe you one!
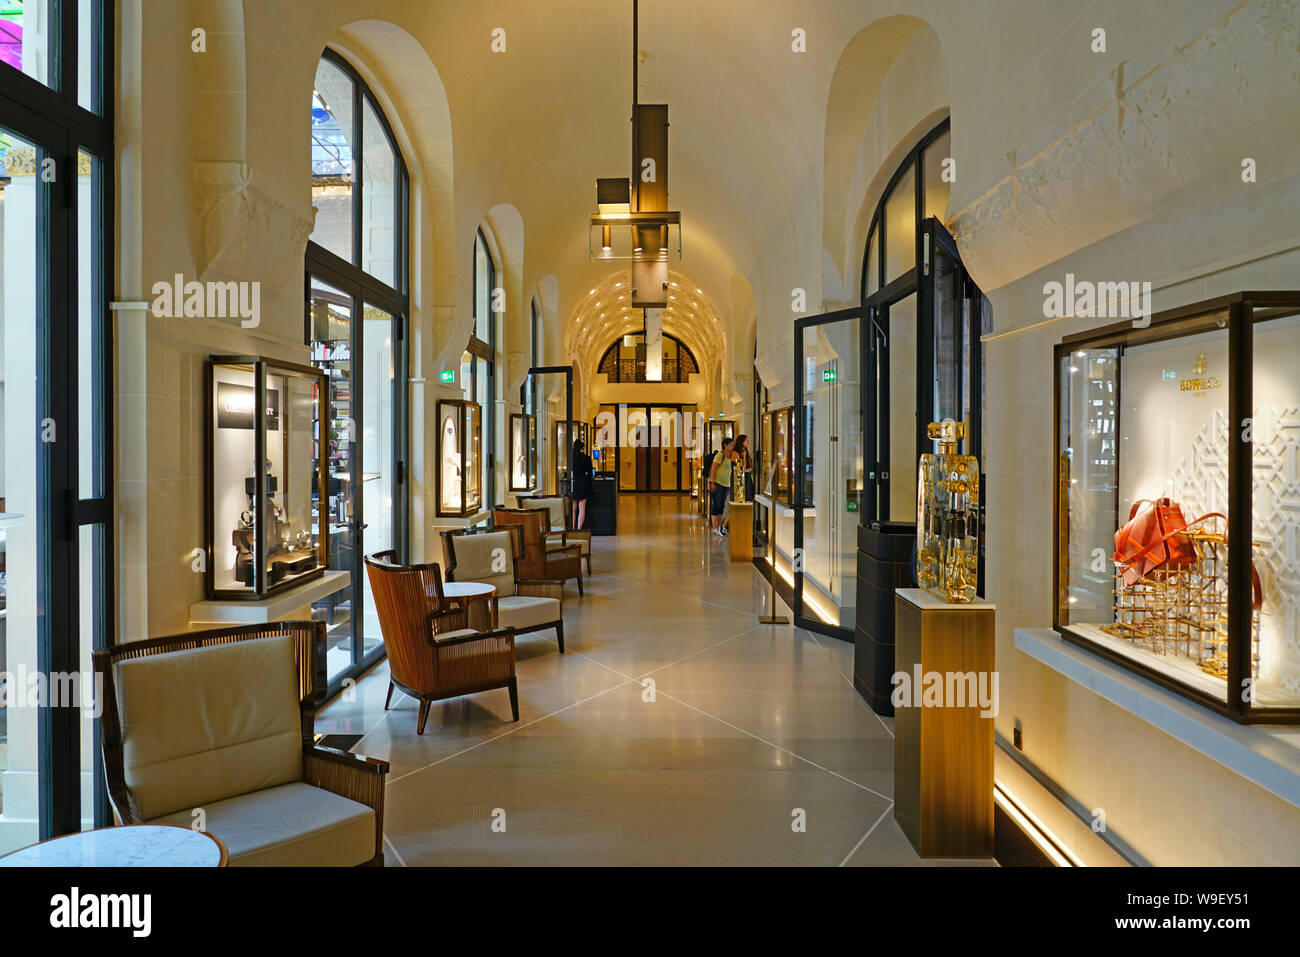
[794,308,862,639]
[360,304,400,661]
[306,269,407,694]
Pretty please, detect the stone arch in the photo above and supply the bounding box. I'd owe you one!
[822,15,949,309]
[476,204,526,395]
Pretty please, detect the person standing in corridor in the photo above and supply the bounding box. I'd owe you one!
[571,438,593,530]
[708,436,734,537]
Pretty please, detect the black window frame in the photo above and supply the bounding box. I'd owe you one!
[304,46,411,699]
[0,0,115,839]
[469,229,497,489]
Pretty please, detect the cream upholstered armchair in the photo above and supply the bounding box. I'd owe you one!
[94,622,388,866]
[518,493,592,574]
[442,527,566,653]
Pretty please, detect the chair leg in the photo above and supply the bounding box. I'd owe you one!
[416,699,431,735]
[555,620,565,654]
[507,678,520,721]
[384,680,395,711]
[585,555,592,575]
[576,574,584,596]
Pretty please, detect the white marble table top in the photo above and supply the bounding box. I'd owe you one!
[0,825,226,867]
[441,581,497,599]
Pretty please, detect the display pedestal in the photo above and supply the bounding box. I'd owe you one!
[893,588,995,859]
[728,502,753,562]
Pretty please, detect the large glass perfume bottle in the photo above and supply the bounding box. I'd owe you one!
[916,421,980,603]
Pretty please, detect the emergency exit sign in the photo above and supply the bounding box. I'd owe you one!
[440,370,455,383]
[823,369,836,383]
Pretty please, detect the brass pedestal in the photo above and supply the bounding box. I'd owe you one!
[893,588,995,859]
[728,502,753,562]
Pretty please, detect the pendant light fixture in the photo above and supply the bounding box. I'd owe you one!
[588,0,682,312]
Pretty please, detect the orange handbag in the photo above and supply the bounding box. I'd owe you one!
[1113,498,1263,610]
[1113,498,1208,587]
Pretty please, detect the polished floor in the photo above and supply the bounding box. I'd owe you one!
[318,494,977,865]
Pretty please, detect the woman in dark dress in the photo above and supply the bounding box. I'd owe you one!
[734,434,754,502]
[571,438,594,530]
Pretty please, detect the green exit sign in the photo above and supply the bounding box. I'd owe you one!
[440,370,455,384]
[846,501,858,512]
[823,369,836,383]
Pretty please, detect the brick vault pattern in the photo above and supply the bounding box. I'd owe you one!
[1171,408,1300,694]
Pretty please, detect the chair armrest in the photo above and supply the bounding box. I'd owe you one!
[517,579,564,602]
[426,607,469,647]
[550,545,582,559]
[305,744,390,776]
[304,746,388,864]
[435,626,516,648]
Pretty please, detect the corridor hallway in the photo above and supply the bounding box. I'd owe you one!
[318,495,968,866]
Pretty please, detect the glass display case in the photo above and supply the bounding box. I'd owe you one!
[555,420,589,495]
[509,413,537,492]
[438,399,482,516]
[764,407,793,505]
[206,356,327,599]
[1055,292,1300,722]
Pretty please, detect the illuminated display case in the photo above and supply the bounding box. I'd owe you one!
[437,399,482,516]
[767,407,793,505]
[555,420,589,494]
[1054,292,1300,723]
[509,413,537,492]
[206,356,327,599]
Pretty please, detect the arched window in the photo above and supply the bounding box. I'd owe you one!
[598,333,699,383]
[309,50,408,289]
[305,49,410,691]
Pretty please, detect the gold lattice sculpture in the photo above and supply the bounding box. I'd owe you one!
[916,421,980,603]
[1102,515,1260,679]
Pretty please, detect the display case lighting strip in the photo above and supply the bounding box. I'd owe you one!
[762,553,838,626]
[992,782,1083,867]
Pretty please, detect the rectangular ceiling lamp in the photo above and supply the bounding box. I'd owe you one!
[597,177,631,215]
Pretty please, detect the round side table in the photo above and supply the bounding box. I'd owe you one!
[0,824,228,867]
[437,580,499,630]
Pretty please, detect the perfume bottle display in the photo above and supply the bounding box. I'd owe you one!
[916,420,980,603]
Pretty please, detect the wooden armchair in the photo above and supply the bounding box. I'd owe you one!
[364,551,519,732]
[518,493,592,574]
[442,527,566,653]
[93,621,389,866]
[493,506,584,595]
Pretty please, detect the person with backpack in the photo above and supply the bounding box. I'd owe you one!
[707,437,734,537]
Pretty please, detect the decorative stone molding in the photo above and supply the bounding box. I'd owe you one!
[194,161,315,290]
[951,0,1299,291]
[754,350,784,392]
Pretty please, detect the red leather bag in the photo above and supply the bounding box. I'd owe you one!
[1113,498,1207,587]
[1113,498,1262,610]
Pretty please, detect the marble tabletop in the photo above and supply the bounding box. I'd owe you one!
[441,581,497,599]
[0,825,227,867]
